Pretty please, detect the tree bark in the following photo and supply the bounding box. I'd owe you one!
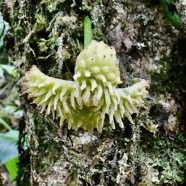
[3,0,186,185]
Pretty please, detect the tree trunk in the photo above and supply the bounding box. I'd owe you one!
[3,0,186,185]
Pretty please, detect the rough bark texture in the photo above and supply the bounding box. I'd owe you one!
[2,0,186,185]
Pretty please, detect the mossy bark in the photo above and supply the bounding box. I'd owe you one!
[2,0,186,185]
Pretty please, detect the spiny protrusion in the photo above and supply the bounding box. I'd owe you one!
[24,41,150,133]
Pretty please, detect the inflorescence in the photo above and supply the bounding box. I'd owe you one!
[24,40,150,133]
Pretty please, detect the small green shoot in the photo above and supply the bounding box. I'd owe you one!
[84,16,92,47]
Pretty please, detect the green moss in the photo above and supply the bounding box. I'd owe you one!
[66,166,79,186]
[138,132,186,185]
[150,58,183,94]
[31,116,62,173]
[150,38,186,95]
[40,0,66,13]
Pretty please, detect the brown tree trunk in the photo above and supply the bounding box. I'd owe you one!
[2,0,186,185]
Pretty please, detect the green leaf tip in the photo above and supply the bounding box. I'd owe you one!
[161,0,181,29]
[5,157,19,182]
[84,16,92,47]
[24,40,150,133]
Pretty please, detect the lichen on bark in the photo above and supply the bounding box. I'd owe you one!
[2,0,186,185]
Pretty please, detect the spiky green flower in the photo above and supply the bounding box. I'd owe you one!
[24,40,149,133]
